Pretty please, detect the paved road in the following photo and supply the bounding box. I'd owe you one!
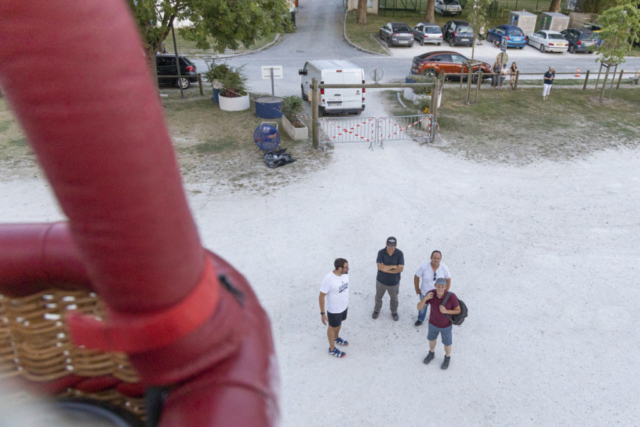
[191,0,640,95]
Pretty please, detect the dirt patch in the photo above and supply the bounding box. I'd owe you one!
[383,88,640,164]
[0,97,332,190]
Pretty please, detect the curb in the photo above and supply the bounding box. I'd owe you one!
[343,10,387,57]
[189,33,282,61]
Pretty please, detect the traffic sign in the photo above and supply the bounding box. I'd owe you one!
[496,52,508,65]
[500,38,508,52]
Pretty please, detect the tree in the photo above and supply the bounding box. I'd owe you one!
[549,0,562,12]
[126,0,288,86]
[595,1,640,99]
[463,0,492,60]
[356,0,367,24]
[423,0,436,23]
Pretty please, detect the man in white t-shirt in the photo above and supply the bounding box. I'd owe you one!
[319,258,350,358]
[413,250,451,327]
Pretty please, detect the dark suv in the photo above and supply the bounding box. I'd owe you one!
[156,54,198,89]
[560,29,598,54]
[442,20,474,47]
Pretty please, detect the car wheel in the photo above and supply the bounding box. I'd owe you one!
[569,45,575,53]
[423,69,438,78]
[519,46,524,49]
[301,85,308,101]
[589,50,594,54]
[438,42,442,46]
[177,77,190,89]
[409,42,414,48]
[540,44,545,53]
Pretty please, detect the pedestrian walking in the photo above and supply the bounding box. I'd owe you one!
[413,250,451,327]
[417,278,461,370]
[499,64,509,89]
[491,61,501,89]
[319,258,350,358]
[543,66,555,100]
[372,237,404,321]
[510,62,518,90]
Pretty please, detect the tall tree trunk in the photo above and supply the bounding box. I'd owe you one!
[356,0,367,24]
[549,0,562,12]
[424,0,436,23]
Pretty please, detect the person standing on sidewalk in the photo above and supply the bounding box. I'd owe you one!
[510,62,518,90]
[417,278,461,370]
[319,258,350,358]
[413,250,451,327]
[543,66,555,100]
[491,60,501,89]
[373,237,404,321]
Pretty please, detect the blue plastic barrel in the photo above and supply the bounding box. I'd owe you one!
[255,97,283,119]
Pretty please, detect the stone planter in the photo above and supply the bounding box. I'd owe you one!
[219,93,250,111]
[282,114,308,141]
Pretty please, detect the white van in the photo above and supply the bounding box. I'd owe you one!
[298,60,365,116]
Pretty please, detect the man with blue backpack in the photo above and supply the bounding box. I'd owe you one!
[417,278,462,370]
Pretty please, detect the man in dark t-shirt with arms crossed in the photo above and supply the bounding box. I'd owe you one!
[417,278,461,370]
[373,236,404,321]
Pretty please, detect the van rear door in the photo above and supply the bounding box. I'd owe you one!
[323,69,363,111]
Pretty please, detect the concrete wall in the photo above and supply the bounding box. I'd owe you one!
[347,0,379,14]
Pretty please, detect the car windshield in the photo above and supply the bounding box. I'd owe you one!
[444,0,459,4]
[548,33,565,40]
[579,32,597,40]
[507,29,523,36]
[393,25,411,32]
[425,26,441,33]
[457,26,473,33]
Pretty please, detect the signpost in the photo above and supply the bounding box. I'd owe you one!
[261,65,284,96]
[496,52,509,65]
[370,68,384,83]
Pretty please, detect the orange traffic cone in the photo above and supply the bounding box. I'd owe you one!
[575,67,581,77]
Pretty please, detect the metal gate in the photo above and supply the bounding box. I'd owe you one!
[319,114,434,149]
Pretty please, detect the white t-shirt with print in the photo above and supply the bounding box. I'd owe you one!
[415,263,451,294]
[320,272,349,314]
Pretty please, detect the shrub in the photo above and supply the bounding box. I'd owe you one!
[281,96,304,127]
[219,66,248,97]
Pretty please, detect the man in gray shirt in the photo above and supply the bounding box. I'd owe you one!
[373,237,404,321]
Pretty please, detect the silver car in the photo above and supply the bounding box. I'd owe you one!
[380,22,414,47]
[435,0,462,16]
[412,23,443,46]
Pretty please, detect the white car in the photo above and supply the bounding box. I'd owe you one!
[527,30,569,53]
[434,0,462,16]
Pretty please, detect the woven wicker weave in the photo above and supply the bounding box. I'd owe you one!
[0,290,144,419]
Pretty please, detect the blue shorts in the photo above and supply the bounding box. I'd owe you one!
[427,323,452,346]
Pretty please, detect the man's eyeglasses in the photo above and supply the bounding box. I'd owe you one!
[433,272,437,280]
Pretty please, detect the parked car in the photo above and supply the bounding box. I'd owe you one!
[410,50,491,82]
[434,0,462,16]
[298,60,365,116]
[442,20,474,47]
[527,30,569,53]
[486,25,527,49]
[156,54,198,89]
[412,22,443,46]
[560,28,597,53]
[379,22,414,47]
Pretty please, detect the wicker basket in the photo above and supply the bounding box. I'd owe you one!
[0,290,145,419]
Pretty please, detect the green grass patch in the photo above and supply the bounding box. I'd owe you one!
[194,137,239,154]
[385,86,640,163]
[0,120,11,134]
[170,31,278,56]
[8,137,27,147]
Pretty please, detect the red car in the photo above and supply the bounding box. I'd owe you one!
[410,50,491,82]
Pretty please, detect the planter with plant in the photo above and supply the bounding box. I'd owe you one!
[404,75,435,102]
[280,96,307,140]
[203,63,231,103]
[219,66,250,111]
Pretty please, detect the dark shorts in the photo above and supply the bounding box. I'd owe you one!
[427,323,452,346]
[327,308,348,328]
